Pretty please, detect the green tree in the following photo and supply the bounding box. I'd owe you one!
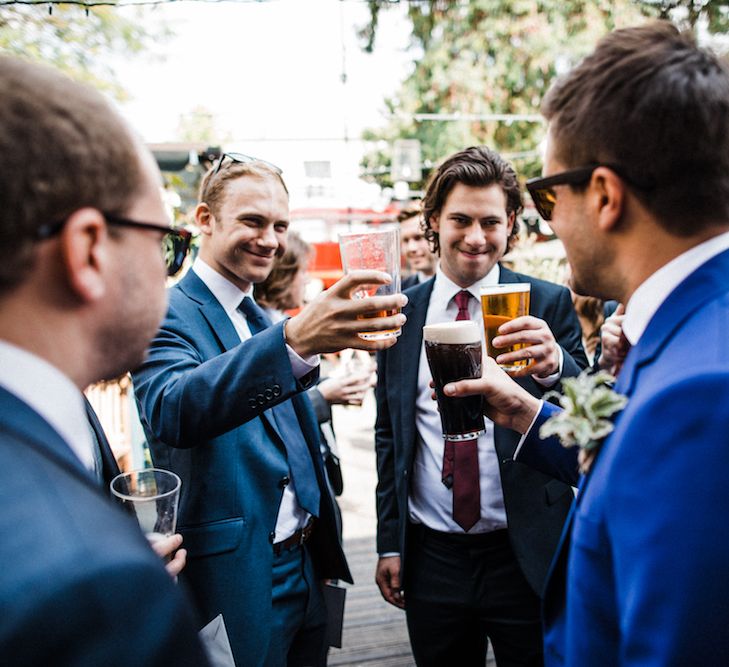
[636,0,729,32]
[358,0,652,188]
[0,3,165,99]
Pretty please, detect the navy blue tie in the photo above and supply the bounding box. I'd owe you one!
[238,297,321,516]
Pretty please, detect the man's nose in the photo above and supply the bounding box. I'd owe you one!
[464,222,486,246]
[258,224,279,249]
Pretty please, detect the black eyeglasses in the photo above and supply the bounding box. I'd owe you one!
[213,152,283,176]
[36,213,193,277]
[526,164,652,221]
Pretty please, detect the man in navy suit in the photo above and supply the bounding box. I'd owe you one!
[374,146,588,666]
[0,56,208,666]
[445,22,729,666]
[399,205,437,289]
[132,157,407,666]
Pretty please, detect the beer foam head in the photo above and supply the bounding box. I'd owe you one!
[423,320,480,344]
[479,282,530,296]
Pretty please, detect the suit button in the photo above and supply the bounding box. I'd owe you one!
[264,388,273,400]
[272,384,282,397]
[402,469,408,478]
[248,398,257,409]
[257,393,265,405]
[268,531,275,544]
[279,475,290,489]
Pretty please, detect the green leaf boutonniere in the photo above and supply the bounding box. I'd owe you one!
[540,370,628,475]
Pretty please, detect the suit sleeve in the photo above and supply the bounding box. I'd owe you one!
[132,299,318,449]
[374,348,400,555]
[608,372,729,665]
[515,402,581,487]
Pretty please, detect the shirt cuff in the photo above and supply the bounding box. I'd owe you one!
[378,552,400,559]
[532,345,564,387]
[512,400,545,460]
[286,344,319,380]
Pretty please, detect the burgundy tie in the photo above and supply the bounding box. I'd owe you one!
[610,331,632,376]
[441,290,481,532]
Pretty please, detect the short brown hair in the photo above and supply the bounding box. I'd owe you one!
[422,146,523,254]
[198,161,289,218]
[0,56,145,293]
[542,21,729,235]
[254,231,312,311]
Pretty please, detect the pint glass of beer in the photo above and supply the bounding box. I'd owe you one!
[424,321,485,441]
[338,226,401,340]
[479,283,531,371]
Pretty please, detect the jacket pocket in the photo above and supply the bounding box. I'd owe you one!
[181,517,246,558]
[545,478,572,506]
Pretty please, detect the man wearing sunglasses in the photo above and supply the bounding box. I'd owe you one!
[445,22,729,667]
[133,154,407,666]
[0,57,208,665]
[374,146,588,667]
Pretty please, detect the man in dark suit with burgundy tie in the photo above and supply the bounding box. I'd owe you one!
[132,157,407,666]
[374,146,588,666]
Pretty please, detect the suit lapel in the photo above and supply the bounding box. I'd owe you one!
[177,271,284,441]
[399,279,433,461]
[0,387,99,488]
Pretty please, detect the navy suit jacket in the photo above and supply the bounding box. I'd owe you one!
[518,248,729,665]
[0,387,207,666]
[132,270,351,665]
[375,265,589,595]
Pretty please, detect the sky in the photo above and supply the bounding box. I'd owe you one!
[114,0,414,145]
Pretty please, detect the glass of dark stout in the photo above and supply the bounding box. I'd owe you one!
[424,321,485,441]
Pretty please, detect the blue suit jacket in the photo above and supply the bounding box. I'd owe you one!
[132,270,351,665]
[0,387,207,666]
[375,265,589,594]
[518,248,729,665]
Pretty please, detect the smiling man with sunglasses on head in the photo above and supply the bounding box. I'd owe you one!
[132,152,407,667]
[445,22,729,666]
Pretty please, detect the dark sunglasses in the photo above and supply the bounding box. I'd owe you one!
[213,152,283,176]
[36,213,193,277]
[526,163,651,221]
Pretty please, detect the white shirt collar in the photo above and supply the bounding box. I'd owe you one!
[623,231,729,345]
[431,263,501,307]
[0,340,95,471]
[192,257,254,313]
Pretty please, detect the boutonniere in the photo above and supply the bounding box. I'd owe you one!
[540,370,628,474]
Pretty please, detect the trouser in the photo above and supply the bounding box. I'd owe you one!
[404,522,543,667]
[264,543,328,667]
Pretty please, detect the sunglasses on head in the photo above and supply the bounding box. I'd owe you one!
[36,213,193,277]
[213,152,283,176]
[526,163,651,221]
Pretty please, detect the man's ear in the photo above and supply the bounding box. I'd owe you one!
[429,212,440,233]
[195,202,215,235]
[506,211,515,236]
[591,167,625,232]
[59,208,108,302]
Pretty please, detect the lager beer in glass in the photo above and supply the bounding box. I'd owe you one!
[423,321,485,441]
[479,283,531,371]
[338,226,401,340]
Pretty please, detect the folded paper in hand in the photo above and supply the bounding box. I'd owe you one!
[199,614,236,667]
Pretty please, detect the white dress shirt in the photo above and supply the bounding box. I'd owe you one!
[192,258,318,541]
[0,340,95,472]
[409,265,508,533]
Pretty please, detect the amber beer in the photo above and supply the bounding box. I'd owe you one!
[339,227,402,340]
[423,321,485,441]
[479,283,531,371]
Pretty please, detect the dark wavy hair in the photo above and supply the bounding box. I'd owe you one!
[422,146,523,255]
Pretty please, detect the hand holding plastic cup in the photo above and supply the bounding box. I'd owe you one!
[110,468,181,553]
[338,226,402,340]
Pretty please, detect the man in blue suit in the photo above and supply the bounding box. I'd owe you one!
[444,22,729,666]
[0,57,208,666]
[132,157,407,666]
[374,146,588,666]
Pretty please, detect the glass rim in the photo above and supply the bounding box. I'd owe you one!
[109,467,181,502]
[479,282,531,295]
[423,320,481,344]
[338,224,399,240]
